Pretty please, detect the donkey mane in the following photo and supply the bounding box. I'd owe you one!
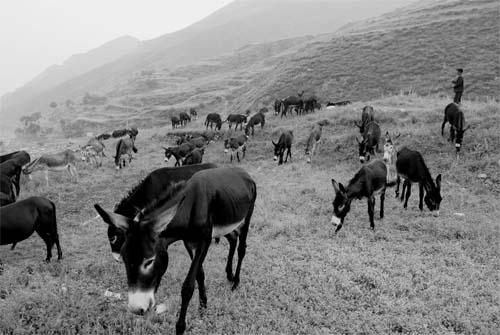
[141,180,187,218]
[114,175,149,215]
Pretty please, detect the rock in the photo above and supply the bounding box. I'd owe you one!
[478,173,487,179]
[156,303,168,314]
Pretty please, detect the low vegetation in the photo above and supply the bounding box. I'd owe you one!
[0,95,498,334]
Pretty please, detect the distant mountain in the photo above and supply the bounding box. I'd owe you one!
[0,0,413,130]
[2,35,139,116]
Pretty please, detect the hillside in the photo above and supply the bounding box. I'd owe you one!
[0,0,413,133]
[235,0,500,107]
[0,95,498,334]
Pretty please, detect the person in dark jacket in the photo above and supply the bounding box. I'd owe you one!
[452,68,464,104]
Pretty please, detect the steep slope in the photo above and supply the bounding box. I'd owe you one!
[0,0,413,130]
[234,0,499,108]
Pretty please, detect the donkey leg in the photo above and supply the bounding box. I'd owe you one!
[35,228,53,262]
[232,221,250,291]
[225,233,238,282]
[183,241,207,308]
[380,190,385,219]
[403,182,412,209]
[418,183,424,211]
[400,179,407,201]
[176,239,210,335]
[441,119,447,136]
[395,176,401,197]
[367,196,375,229]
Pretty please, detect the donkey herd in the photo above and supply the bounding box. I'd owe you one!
[0,98,470,334]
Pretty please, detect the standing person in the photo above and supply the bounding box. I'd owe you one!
[452,68,464,104]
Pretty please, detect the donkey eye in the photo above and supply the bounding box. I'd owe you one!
[142,256,156,271]
[109,236,118,244]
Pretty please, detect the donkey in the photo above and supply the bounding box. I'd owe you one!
[0,174,16,206]
[225,114,247,131]
[115,137,138,170]
[224,134,248,163]
[1,197,62,261]
[94,167,257,335]
[0,150,31,165]
[383,132,400,185]
[274,99,282,115]
[189,108,198,120]
[281,91,304,117]
[441,103,470,153]
[179,112,191,126]
[245,112,265,136]
[171,116,181,129]
[331,159,391,233]
[23,149,78,186]
[163,143,193,167]
[395,147,442,213]
[205,113,222,130]
[355,105,375,134]
[0,158,26,196]
[272,130,293,165]
[305,120,328,163]
[357,121,381,163]
[182,148,205,166]
[97,163,217,262]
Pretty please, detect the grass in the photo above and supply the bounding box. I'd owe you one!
[1,95,499,334]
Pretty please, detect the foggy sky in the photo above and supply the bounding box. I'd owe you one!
[0,0,233,98]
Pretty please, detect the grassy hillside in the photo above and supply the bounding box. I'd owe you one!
[11,0,495,137]
[236,0,500,107]
[0,95,498,334]
[0,0,414,131]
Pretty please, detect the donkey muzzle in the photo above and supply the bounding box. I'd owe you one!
[128,289,155,315]
[330,215,341,227]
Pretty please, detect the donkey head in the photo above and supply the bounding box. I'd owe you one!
[162,147,173,162]
[423,174,442,213]
[330,179,352,232]
[356,137,369,163]
[383,132,400,163]
[453,125,470,152]
[94,203,172,316]
[272,140,282,161]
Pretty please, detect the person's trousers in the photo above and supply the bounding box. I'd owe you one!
[454,91,462,104]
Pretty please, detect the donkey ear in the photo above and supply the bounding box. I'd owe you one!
[435,174,442,189]
[272,141,277,146]
[355,137,361,144]
[94,204,130,231]
[162,146,168,150]
[331,179,341,193]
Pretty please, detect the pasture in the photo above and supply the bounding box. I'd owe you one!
[0,95,499,334]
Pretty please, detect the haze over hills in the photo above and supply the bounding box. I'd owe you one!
[0,0,413,134]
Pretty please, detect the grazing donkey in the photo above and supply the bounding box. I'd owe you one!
[274,99,282,115]
[163,143,193,167]
[171,116,181,129]
[245,112,265,136]
[94,167,257,335]
[23,149,78,186]
[331,159,392,233]
[205,113,222,130]
[115,137,138,170]
[272,130,293,165]
[0,174,16,206]
[225,114,247,131]
[441,103,470,153]
[395,147,442,213]
[355,105,375,134]
[0,151,31,194]
[182,148,205,166]
[97,163,217,262]
[179,112,191,126]
[357,121,381,163]
[189,108,198,120]
[1,197,62,261]
[305,120,328,163]
[224,134,248,163]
